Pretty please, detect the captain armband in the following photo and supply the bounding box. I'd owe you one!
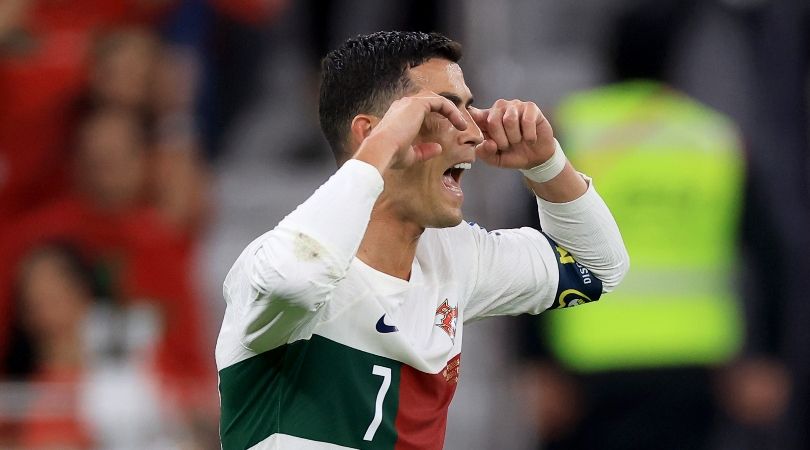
[541,233,604,309]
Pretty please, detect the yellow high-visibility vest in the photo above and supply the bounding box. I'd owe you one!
[547,81,745,372]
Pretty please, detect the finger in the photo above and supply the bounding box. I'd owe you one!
[521,102,539,143]
[486,106,510,150]
[432,97,467,131]
[476,140,504,167]
[482,139,499,156]
[421,95,467,131]
[503,103,522,145]
[468,107,490,131]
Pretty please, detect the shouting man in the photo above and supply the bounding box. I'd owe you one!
[216,31,629,450]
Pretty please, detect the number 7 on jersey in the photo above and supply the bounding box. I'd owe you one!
[363,365,392,441]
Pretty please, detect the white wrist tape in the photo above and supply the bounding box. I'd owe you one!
[519,139,567,183]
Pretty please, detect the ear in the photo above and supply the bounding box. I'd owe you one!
[349,114,379,149]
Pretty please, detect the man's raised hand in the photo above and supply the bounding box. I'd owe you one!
[469,99,556,170]
[353,90,467,172]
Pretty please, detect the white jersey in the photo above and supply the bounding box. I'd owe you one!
[216,160,628,450]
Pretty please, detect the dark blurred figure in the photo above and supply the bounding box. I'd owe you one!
[86,27,212,236]
[520,2,753,450]
[0,2,284,446]
[0,0,274,235]
[8,244,95,379]
[1,243,185,448]
[0,1,185,347]
[0,0,86,239]
[523,0,810,449]
[158,0,289,160]
[6,244,97,449]
[0,0,177,233]
[714,1,810,449]
[0,107,211,388]
[74,108,150,212]
[89,27,159,111]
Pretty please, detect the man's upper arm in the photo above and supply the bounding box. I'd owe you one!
[223,227,343,353]
[462,224,577,322]
[462,180,627,321]
[219,159,384,354]
[536,232,604,309]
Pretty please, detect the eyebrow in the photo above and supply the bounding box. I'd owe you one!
[438,92,474,108]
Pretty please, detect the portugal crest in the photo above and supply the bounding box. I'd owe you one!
[434,299,458,341]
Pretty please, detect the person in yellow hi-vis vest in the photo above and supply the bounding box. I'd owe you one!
[532,80,744,450]
[549,80,745,374]
[520,4,749,450]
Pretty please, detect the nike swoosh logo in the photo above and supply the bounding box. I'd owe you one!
[375,315,399,333]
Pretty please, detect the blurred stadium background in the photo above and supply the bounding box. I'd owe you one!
[0,0,807,449]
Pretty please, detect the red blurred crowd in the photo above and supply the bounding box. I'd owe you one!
[0,0,284,447]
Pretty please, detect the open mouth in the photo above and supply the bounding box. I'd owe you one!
[442,162,472,194]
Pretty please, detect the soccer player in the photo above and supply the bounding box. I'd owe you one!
[216,31,629,450]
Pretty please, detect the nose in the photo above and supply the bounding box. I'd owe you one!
[458,108,484,147]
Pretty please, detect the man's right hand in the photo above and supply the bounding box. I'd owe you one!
[352,90,467,173]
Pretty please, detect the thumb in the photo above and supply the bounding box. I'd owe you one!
[413,142,442,162]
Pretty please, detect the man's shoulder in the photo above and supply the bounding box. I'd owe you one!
[423,221,482,242]
[418,222,483,264]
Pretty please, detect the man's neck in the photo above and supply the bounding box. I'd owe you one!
[357,211,424,281]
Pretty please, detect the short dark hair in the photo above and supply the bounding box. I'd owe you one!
[318,31,462,163]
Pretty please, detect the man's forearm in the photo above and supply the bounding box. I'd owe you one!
[527,161,588,203]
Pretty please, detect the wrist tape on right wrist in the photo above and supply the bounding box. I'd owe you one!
[519,139,567,183]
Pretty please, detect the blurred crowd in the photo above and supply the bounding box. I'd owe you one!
[0,0,287,447]
[0,0,808,449]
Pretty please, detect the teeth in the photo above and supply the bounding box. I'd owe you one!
[452,162,472,170]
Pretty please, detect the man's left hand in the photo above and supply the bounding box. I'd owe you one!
[470,99,556,170]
